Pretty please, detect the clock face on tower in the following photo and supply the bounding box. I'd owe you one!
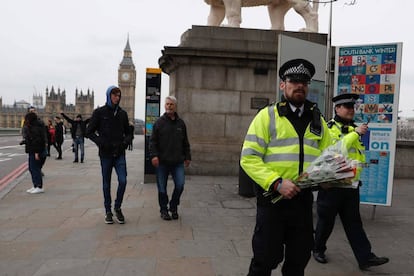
[121,72,130,81]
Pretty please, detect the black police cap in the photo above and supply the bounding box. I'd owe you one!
[332,93,360,105]
[278,58,315,81]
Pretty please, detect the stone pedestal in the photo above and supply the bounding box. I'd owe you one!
[159,25,327,175]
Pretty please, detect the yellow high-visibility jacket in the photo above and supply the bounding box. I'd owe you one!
[240,102,332,192]
[327,119,366,181]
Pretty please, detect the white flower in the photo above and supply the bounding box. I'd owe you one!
[264,141,361,204]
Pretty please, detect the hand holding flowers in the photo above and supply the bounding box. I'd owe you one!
[276,179,300,199]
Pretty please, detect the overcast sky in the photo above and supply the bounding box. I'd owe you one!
[1,0,412,120]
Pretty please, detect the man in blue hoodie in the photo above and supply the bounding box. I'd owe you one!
[86,86,133,224]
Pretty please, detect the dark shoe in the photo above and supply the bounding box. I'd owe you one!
[160,210,171,221]
[171,210,179,220]
[114,208,125,224]
[73,159,78,163]
[359,255,389,270]
[105,212,114,224]
[313,251,327,264]
[81,159,84,163]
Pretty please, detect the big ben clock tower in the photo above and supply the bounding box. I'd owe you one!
[118,37,136,122]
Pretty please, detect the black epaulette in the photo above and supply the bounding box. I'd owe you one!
[327,119,335,129]
[309,104,322,136]
[276,101,289,116]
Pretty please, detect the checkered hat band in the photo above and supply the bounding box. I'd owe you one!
[283,63,311,78]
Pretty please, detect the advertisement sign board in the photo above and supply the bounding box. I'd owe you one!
[144,68,161,179]
[334,43,403,205]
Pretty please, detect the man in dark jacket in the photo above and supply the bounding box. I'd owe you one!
[149,95,191,220]
[61,113,90,163]
[53,116,64,160]
[20,106,48,164]
[86,86,133,224]
[23,112,47,194]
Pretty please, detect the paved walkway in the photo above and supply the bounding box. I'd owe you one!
[0,135,413,275]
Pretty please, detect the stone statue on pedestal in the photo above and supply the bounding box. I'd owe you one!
[204,0,319,32]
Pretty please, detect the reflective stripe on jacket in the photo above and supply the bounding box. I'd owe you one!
[240,104,331,192]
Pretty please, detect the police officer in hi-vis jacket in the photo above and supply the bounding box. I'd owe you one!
[313,93,389,270]
[241,59,332,276]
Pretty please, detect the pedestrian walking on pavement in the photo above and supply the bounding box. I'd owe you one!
[46,119,55,157]
[86,86,133,224]
[23,112,47,194]
[149,95,191,221]
[61,113,90,163]
[313,93,389,270]
[240,59,332,276]
[53,116,64,160]
[127,122,134,151]
[20,106,47,176]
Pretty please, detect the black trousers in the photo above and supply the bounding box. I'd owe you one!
[314,187,373,265]
[53,141,63,158]
[248,191,314,276]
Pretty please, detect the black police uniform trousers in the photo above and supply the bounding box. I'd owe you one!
[314,187,374,265]
[248,191,314,276]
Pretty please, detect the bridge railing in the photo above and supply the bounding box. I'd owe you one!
[0,128,21,137]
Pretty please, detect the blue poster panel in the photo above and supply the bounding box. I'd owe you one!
[334,43,402,206]
[144,68,162,176]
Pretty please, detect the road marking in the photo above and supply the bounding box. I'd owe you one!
[0,153,25,157]
[0,158,12,162]
[0,162,28,191]
[0,152,25,162]
[0,145,22,150]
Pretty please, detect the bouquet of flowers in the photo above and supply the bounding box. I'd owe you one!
[264,141,361,204]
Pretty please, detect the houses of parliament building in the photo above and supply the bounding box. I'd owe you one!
[0,38,136,128]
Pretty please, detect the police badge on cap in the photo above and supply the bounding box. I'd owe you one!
[332,93,360,106]
[279,58,316,82]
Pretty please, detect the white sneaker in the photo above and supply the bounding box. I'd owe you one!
[30,187,44,194]
[26,187,35,193]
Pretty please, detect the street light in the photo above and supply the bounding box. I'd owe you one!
[326,0,334,116]
[306,0,337,116]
